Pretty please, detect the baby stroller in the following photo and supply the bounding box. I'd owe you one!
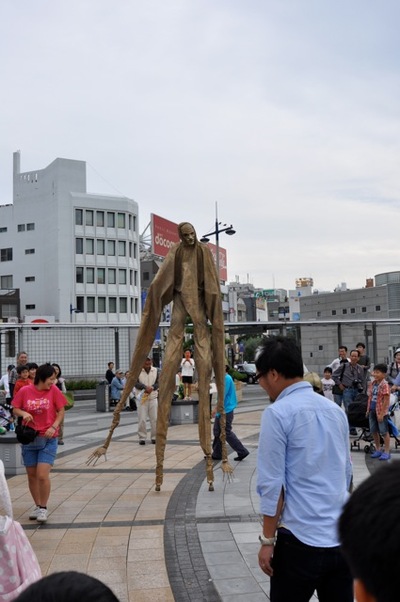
[389,395,400,450]
[347,394,374,453]
[0,400,13,432]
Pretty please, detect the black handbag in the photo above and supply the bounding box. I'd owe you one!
[15,420,38,445]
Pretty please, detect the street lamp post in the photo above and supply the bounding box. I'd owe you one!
[200,202,236,281]
[69,304,81,323]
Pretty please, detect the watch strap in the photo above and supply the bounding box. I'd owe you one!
[259,534,277,546]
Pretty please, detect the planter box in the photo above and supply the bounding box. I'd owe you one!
[235,381,243,402]
[0,433,25,476]
[170,398,199,425]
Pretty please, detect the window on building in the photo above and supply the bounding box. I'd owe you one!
[129,242,132,258]
[108,268,116,284]
[97,239,105,255]
[76,297,84,312]
[86,267,94,283]
[97,268,105,284]
[86,239,94,254]
[98,297,106,313]
[342,309,347,314]
[0,227,7,233]
[76,267,84,283]
[128,215,132,230]
[316,311,321,317]
[107,240,115,255]
[109,297,117,313]
[376,305,381,311]
[1,275,13,288]
[134,271,137,286]
[362,307,367,313]
[350,308,355,314]
[118,241,126,256]
[17,224,25,232]
[76,238,83,254]
[87,297,95,313]
[331,310,336,316]
[2,304,17,320]
[107,212,115,228]
[133,243,137,259]
[117,213,125,229]
[134,298,138,313]
[120,297,127,313]
[118,269,126,284]
[318,345,323,350]
[133,215,136,232]
[75,209,83,225]
[85,210,94,226]
[25,276,35,282]
[143,271,150,281]
[25,249,35,255]
[96,211,105,227]
[1,248,13,261]
[27,223,35,231]
[25,304,36,310]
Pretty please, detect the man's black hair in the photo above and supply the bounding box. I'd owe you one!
[350,349,360,357]
[339,463,400,602]
[255,336,303,379]
[373,363,387,373]
[16,364,29,375]
[356,342,365,349]
[14,571,119,602]
[339,345,348,352]
[27,362,38,370]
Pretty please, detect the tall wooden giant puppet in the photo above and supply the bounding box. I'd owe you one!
[88,222,231,491]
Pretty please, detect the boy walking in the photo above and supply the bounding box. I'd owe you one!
[366,363,391,460]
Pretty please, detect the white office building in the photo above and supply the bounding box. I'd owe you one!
[0,151,140,324]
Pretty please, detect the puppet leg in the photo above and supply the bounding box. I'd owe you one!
[155,297,186,491]
[191,312,214,490]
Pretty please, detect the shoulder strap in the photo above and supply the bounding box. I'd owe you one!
[339,362,346,382]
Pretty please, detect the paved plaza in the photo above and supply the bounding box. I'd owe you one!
[5,390,393,601]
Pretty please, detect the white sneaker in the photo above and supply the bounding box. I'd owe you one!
[36,508,48,523]
[29,506,40,520]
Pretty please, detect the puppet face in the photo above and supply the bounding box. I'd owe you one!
[179,223,196,246]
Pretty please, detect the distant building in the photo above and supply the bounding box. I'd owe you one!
[0,151,140,323]
[298,276,400,373]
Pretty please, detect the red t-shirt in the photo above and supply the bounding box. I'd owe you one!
[12,383,66,437]
[13,378,31,396]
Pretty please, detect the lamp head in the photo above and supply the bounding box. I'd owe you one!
[225,227,236,236]
[200,237,210,243]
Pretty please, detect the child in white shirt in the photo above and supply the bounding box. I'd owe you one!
[321,367,335,401]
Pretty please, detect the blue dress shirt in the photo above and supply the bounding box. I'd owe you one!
[257,381,352,547]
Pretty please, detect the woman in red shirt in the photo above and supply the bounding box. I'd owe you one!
[12,363,66,523]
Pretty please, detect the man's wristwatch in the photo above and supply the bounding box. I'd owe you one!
[259,534,277,546]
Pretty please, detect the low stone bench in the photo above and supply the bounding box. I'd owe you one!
[0,433,25,476]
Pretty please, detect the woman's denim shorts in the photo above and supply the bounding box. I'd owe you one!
[21,436,58,467]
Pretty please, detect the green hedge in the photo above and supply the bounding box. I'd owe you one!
[66,380,98,391]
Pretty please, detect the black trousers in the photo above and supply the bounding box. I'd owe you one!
[270,531,353,602]
[212,410,248,458]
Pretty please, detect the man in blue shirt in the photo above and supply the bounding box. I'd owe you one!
[256,336,353,602]
[212,366,249,461]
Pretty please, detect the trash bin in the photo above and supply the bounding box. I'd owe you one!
[96,381,110,412]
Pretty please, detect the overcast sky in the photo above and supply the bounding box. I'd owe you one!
[2,1,400,292]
